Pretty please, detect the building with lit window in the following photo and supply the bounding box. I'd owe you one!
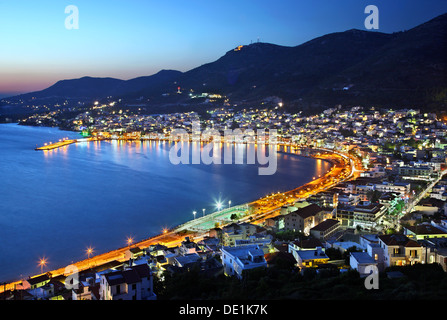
[221,223,259,246]
[403,223,447,240]
[373,182,410,196]
[336,202,386,229]
[22,274,51,290]
[398,165,433,178]
[283,204,324,235]
[72,277,100,300]
[378,234,422,267]
[288,246,329,268]
[99,263,156,300]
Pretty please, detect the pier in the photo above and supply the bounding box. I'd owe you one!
[35,138,93,151]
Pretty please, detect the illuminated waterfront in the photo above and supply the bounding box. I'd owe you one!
[0,124,331,283]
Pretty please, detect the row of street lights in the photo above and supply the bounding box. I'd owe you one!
[192,200,232,219]
[37,237,134,274]
[38,200,234,274]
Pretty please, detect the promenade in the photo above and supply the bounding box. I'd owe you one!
[0,143,361,293]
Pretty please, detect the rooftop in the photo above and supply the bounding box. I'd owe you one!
[293,204,322,219]
[379,234,421,248]
[360,234,380,243]
[296,249,329,261]
[221,245,264,258]
[292,238,323,249]
[221,245,266,266]
[103,263,151,286]
[405,223,447,235]
[332,241,364,250]
[26,274,50,286]
[351,251,376,264]
[311,219,340,232]
[174,253,202,267]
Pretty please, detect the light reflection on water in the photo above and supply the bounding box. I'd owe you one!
[0,124,331,282]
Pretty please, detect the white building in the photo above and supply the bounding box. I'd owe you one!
[359,234,385,270]
[234,234,273,253]
[374,182,410,196]
[360,165,386,178]
[288,246,329,268]
[72,277,99,300]
[220,245,267,279]
[432,219,447,233]
[349,252,378,277]
[430,184,447,201]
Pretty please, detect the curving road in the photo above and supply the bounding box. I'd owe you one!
[0,145,362,293]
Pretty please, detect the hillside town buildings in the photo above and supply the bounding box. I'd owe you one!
[2,105,447,300]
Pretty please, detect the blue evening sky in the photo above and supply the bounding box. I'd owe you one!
[0,0,446,94]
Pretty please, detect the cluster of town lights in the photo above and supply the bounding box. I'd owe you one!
[37,199,232,273]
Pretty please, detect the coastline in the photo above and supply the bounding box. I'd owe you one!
[0,123,360,292]
[0,131,358,291]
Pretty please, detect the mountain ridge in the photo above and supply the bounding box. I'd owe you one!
[2,13,446,113]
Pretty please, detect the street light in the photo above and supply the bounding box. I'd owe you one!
[193,211,197,219]
[202,208,206,217]
[126,236,134,247]
[216,202,223,211]
[38,257,47,274]
[228,200,231,208]
[86,247,94,259]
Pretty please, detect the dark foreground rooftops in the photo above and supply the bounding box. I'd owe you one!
[104,264,151,286]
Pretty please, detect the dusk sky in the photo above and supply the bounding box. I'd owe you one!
[0,0,446,96]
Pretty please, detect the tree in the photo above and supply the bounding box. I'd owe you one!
[343,246,363,265]
[325,247,343,260]
[340,129,355,137]
[383,141,396,151]
[386,228,397,235]
[274,230,304,241]
[366,190,382,203]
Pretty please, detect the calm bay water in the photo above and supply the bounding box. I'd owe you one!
[0,123,331,282]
